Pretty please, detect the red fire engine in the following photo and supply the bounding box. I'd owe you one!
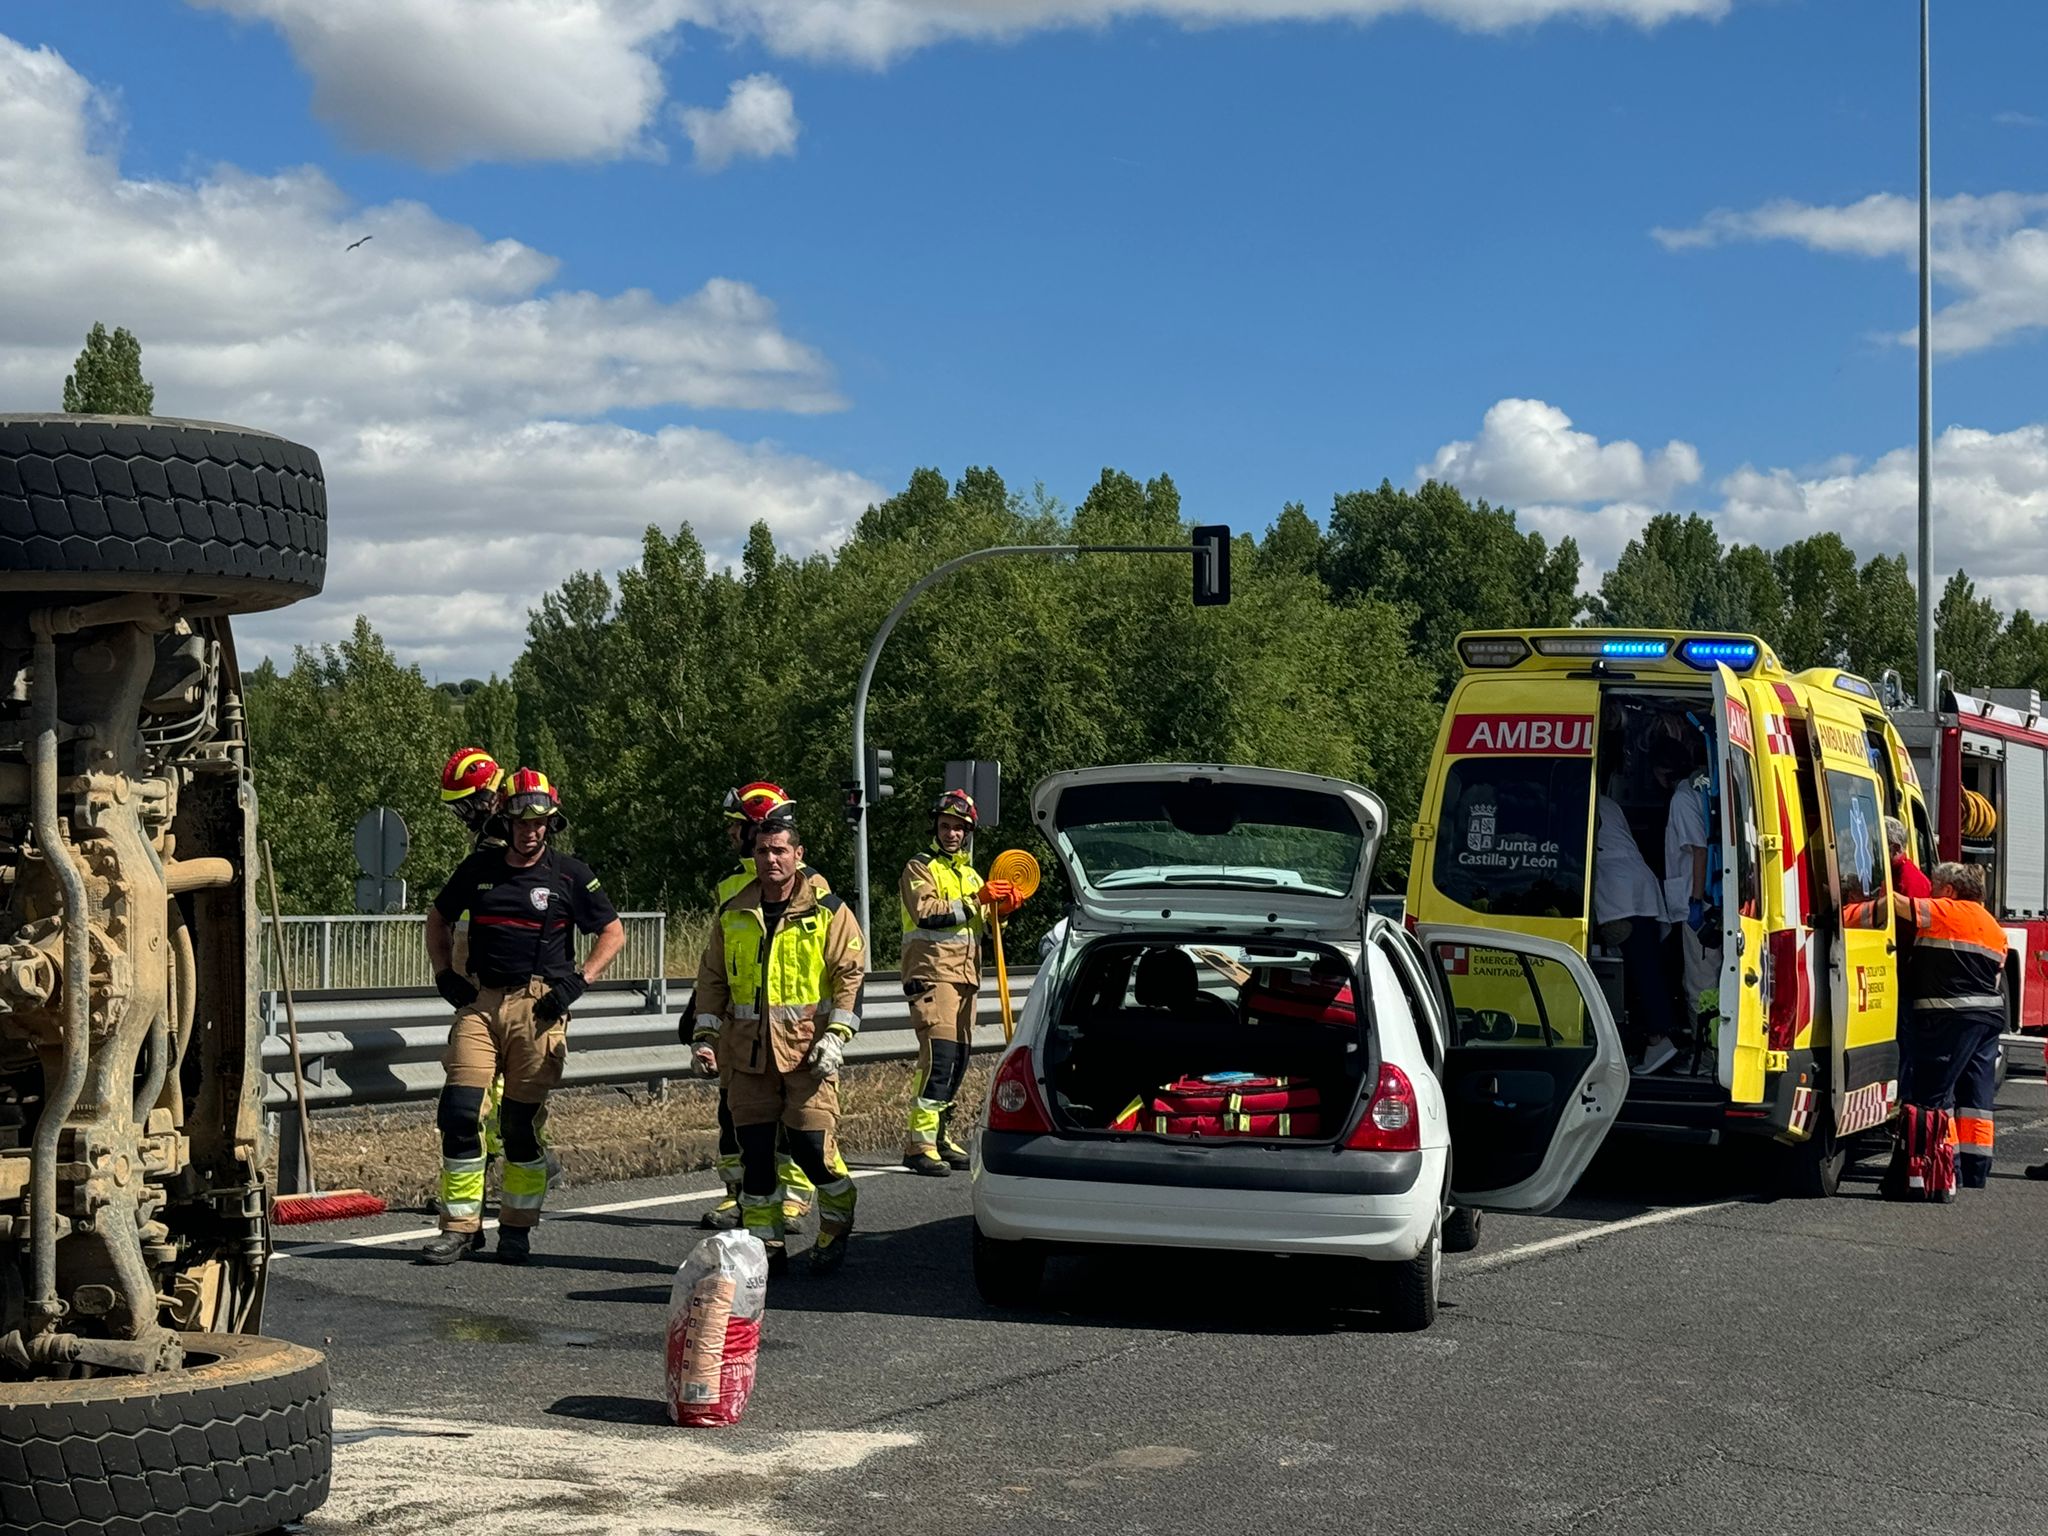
[1892,680,2048,1035]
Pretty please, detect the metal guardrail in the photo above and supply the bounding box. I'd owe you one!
[259,912,669,993]
[262,968,1040,1111]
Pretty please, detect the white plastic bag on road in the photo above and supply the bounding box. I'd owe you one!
[665,1230,769,1427]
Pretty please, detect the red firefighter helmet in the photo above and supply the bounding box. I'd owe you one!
[440,747,503,803]
[501,768,563,825]
[723,780,794,823]
[933,788,978,828]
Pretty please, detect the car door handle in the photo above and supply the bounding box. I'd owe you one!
[1885,941,1897,954]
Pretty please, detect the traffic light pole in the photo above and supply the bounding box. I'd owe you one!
[849,537,1226,940]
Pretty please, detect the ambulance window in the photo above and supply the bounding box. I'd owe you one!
[1727,749,1762,919]
[1863,723,1900,816]
[1432,759,1591,920]
[1824,769,1889,928]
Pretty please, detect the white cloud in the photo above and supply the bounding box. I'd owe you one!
[188,0,695,167]
[1423,406,2048,620]
[1716,423,2048,615]
[0,33,880,676]
[1995,111,2045,130]
[191,0,1725,150]
[1653,191,2048,354]
[707,0,1724,68]
[1420,397,1701,507]
[680,73,801,171]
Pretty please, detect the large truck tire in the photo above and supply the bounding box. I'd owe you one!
[0,1333,331,1536]
[0,415,326,612]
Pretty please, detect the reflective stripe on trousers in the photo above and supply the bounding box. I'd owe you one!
[500,1157,548,1229]
[440,1155,486,1233]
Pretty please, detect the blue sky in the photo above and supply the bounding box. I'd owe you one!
[4,1,2045,675]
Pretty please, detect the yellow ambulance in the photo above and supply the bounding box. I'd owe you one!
[1406,630,1925,1195]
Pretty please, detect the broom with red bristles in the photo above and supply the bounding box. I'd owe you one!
[263,839,388,1225]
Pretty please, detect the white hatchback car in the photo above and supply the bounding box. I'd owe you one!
[971,764,1631,1329]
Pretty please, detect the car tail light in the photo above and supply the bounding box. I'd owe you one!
[987,1047,1053,1134]
[1345,1063,1420,1152]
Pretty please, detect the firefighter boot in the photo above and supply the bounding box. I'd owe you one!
[936,1105,972,1171]
[810,1176,857,1275]
[701,1153,743,1230]
[497,1226,531,1265]
[903,1094,951,1177]
[417,1229,485,1265]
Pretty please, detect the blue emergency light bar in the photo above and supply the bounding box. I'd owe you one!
[1531,636,1670,660]
[1678,639,1760,671]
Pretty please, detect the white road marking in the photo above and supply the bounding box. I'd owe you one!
[314,1409,918,1536]
[1457,1200,1745,1274]
[274,1166,906,1260]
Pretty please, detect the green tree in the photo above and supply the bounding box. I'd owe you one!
[1770,533,1861,669]
[62,322,155,414]
[1589,514,1782,635]
[1321,480,1578,690]
[1260,502,1322,576]
[245,617,471,912]
[1935,571,2003,691]
[1844,553,1919,692]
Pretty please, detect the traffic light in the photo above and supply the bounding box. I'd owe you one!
[1191,524,1231,606]
[865,746,895,804]
[841,779,863,825]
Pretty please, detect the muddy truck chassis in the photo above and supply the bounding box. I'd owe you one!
[0,416,331,1536]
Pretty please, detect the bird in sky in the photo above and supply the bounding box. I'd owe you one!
[345,235,373,252]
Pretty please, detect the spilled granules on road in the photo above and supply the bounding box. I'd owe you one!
[313,1409,918,1536]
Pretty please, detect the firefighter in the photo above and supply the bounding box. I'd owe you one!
[1884,861,2005,1200]
[438,748,561,1185]
[1885,816,1933,898]
[418,770,625,1263]
[898,790,1020,1176]
[695,782,836,1231]
[692,807,864,1272]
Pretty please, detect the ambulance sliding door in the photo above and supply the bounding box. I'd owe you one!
[1711,666,1768,1103]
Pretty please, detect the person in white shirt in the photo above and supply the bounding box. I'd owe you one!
[1651,736,1719,1061]
[1595,793,1679,1072]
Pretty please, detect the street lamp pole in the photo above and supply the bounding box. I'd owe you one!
[849,538,1226,939]
[1916,0,1936,710]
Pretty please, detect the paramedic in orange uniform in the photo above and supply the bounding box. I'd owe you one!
[1887,862,2005,1198]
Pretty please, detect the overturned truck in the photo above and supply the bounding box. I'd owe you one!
[0,416,330,1536]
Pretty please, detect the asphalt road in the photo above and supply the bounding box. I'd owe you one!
[271,1077,2048,1536]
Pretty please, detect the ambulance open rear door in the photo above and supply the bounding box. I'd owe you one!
[1711,665,1769,1103]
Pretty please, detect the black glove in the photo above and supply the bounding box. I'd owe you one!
[435,969,478,1009]
[535,972,587,1024]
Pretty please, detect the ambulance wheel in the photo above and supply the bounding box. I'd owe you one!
[1442,1206,1483,1254]
[1776,1103,1844,1199]
[0,1332,331,1536]
[972,1221,1044,1309]
[1378,1216,1442,1331]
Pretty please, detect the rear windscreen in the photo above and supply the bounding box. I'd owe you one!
[1431,757,1590,919]
[1055,780,1365,896]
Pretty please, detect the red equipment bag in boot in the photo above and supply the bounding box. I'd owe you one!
[1151,1075,1322,1116]
[1883,1104,1958,1203]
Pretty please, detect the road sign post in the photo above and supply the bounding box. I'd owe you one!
[351,806,410,914]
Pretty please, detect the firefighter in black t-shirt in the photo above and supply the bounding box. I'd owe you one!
[417,770,624,1264]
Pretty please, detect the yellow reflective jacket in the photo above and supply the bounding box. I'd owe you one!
[900,844,984,987]
[696,877,865,1074]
